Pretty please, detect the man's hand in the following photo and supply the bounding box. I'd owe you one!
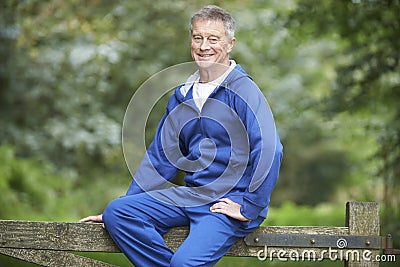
[79,214,105,228]
[210,198,250,222]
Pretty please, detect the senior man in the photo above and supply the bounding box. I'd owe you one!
[81,5,283,267]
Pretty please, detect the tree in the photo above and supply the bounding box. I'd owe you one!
[290,0,400,236]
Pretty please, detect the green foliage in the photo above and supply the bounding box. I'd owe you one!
[273,123,349,205]
[290,0,400,241]
[266,202,344,227]
[0,145,72,220]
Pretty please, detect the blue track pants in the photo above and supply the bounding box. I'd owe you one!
[102,190,264,266]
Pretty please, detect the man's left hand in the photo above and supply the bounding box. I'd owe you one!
[210,198,250,222]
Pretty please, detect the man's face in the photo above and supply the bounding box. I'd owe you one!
[191,19,235,68]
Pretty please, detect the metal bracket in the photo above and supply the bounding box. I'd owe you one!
[245,232,400,255]
[244,233,383,249]
[382,234,400,255]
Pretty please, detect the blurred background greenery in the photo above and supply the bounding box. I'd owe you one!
[0,0,399,266]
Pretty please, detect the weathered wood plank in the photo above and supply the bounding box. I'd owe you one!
[0,220,349,256]
[0,220,119,252]
[0,248,118,267]
[163,226,189,252]
[0,222,353,264]
[0,201,384,266]
[345,202,380,267]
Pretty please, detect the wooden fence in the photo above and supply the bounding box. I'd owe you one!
[0,202,398,266]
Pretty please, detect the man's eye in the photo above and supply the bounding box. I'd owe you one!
[193,36,202,42]
[209,38,219,43]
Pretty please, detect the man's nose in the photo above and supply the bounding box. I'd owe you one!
[200,38,211,50]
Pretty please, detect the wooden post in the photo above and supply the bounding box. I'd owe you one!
[345,202,380,267]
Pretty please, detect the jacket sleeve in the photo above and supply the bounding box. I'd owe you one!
[126,107,179,196]
[233,80,283,220]
[240,135,282,220]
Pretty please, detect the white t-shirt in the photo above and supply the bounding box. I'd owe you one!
[181,60,237,111]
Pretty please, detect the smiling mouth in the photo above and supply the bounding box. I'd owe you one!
[198,54,214,58]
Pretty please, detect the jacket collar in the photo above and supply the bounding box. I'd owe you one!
[175,62,250,103]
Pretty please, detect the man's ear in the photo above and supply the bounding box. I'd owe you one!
[227,37,236,53]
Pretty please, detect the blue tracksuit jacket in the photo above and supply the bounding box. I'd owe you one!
[126,64,283,221]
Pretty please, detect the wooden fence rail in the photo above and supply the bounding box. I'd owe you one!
[0,202,398,266]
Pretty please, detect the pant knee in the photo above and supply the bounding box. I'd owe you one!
[171,250,213,267]
[170,251,187,267]
[103,197,150,234]
[102,198,123,231]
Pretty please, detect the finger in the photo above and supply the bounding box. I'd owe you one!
[210,207,228,215]
[79,216,92,223]
[81,216,97,223]
[219,198,234,204]
[210,202,226,210]
[80,215,102,223]
[211,202,231,212]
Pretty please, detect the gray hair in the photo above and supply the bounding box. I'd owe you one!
[190,5,236,40]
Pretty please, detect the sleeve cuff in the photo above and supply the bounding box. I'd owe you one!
[240,198,265,221]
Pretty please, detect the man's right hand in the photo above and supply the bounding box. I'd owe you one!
[79,214,104,228]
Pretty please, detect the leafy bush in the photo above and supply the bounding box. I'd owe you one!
[0,145,73,220]
[266,202,345,227]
